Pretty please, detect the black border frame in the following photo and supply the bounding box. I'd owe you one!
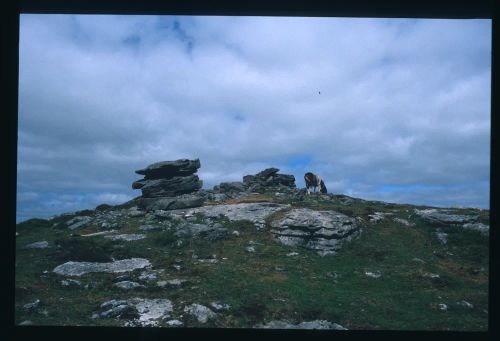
[4,1,498,340]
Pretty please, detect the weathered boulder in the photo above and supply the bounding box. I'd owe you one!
[270,208,362,256]
[242,168,296,193]
[135,159,200,180]
[213,181,246,193]
[138,175,203,198]
[23,241,49,249]
[414,208,478,224]
[97,298,173,326]
[414,208,489,236]
[183,303,216,323]
[132,159,204,212]
[53,258,151,277]
[184,202,291,229]
[137,192,206,211]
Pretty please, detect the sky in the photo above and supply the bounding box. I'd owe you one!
[16,14,491,222]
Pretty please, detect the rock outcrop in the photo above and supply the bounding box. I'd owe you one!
[414,208,489,236]
[270,208,362,256]
[133,159,205,211]
[213,167,296,195]
[242,168,296,193]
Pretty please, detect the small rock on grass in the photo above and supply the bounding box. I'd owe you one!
[114,281,145,290]
[183,304,216,323]
[23,299,40,311]
[365,271,381,278]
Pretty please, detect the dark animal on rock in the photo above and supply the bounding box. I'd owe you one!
[304,172,327,194]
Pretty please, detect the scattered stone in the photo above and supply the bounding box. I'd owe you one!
[394,218,415,227]
[157,279,187,287]
[365,271,382,278]
[99,298,174,327]
[19,320,33,326]
[114,281,145,290]
[462,222,489,236]
[80,230,117,237]
[99,300,135,319]
[246,246,256,253]
[438,303,448,311]
[128,207,146,217]
[66,216,93,230]
[184,304,216,323]
[232,230,240,236]
[104,234,146,241]
[270,208,361,255]
[423,273,440,279]
[139,224,161,231]
[101,222,120,229]
[53,258,151,276]
[412,258,425,263]
[166,319,183,326]
[368,212,393,223]
[436,231,448,245]
[256,320,347,330]
[457,300,474,309]
[23,299,40,311]
[286,252,299,257]
[210,302,231,310]
[138,269,164,281]
[61,279,81,287]
[23,241,49,249]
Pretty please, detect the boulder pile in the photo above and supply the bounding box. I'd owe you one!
[213,167,296,195]
[133,159,206,211]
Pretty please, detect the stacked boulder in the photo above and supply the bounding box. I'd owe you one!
[213,167,296,195]
[133,159,205,211]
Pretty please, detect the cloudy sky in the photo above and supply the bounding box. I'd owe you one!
[17,14,491,222]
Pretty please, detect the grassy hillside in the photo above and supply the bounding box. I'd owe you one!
[14,192,489,330]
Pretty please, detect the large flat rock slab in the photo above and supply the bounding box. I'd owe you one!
[135,159,200,180]
[270,208,362,256]
[137,192,205,211]
[137,175,203,198]
[53,258,151,276]
[185,202,291,229]
[414,208,489,236]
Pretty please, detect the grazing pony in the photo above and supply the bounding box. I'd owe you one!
[304,172,327,194]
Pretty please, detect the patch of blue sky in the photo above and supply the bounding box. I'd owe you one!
[286,155,313,169]
[377,184,446,193]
